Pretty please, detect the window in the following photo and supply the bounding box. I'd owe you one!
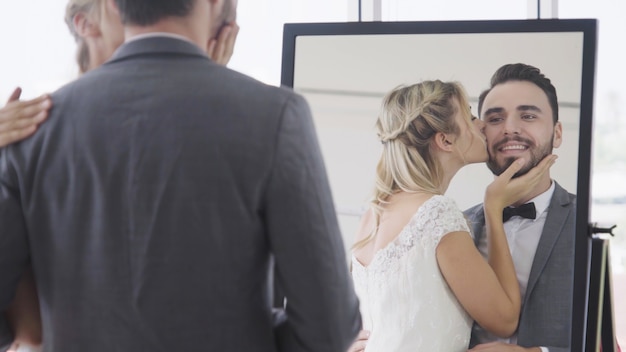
[229,0,348,85]
[560,0,626,345]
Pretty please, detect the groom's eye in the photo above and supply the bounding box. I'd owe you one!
[486,115,503,124]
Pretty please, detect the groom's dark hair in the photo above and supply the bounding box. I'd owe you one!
[477,63,559,124]
[114,0,195,26]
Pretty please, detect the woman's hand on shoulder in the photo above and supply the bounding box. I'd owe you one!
[485,155,557,212]
[0,88,51,148]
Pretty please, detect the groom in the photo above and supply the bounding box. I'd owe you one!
[466,63,576,352]
[0,0,360,351]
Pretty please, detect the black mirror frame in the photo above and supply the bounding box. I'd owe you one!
[281,18,597,351]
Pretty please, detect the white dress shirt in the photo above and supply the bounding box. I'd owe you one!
[475,181,555,351]
[125,32,195,44]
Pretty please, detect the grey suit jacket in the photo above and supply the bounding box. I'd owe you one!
[465,182,576,352]
[0,37,360,352]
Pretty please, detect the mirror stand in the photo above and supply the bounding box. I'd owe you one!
[586,227,619,351]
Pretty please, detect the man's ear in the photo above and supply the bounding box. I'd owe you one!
[553,121,563,148]
[433,132,454,152]
[73,12,100,38]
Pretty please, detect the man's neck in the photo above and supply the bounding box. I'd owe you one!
[124,19,207,51]
[512,174,553,207]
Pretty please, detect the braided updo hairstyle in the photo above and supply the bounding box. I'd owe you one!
[65,0,101,74]
[354,80,469,249]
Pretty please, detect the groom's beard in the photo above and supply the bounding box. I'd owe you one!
[486,135,554,178]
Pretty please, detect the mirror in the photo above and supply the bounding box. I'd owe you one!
[281,19,596,350]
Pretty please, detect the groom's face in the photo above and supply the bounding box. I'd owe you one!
[481,80,562,177]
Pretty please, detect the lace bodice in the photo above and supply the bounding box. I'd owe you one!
[351,195,473,352]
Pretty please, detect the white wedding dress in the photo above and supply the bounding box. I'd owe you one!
[351,195,473,352]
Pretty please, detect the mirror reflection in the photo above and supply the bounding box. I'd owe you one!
[287,28,587,351]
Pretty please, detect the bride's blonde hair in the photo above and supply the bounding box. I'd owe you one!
[64,0,102,73]
[353,80,469,249]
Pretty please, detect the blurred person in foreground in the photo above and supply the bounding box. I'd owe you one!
[3,0,238,350]
[0,0,360,351]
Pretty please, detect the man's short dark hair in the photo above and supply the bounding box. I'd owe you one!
[114,0,195,26]
[477,63,559,124]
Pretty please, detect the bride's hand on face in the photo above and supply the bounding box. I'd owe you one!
[0,88,51,148]
[207,21,240,66]
[484,154,557,212]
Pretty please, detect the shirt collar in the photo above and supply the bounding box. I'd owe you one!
[125,32,194,44]
[527,180,555,218]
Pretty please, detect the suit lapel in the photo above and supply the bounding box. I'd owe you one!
[468,206,486,246]
[523,182,573,305]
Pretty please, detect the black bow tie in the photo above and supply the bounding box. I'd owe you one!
[502,202,536,222]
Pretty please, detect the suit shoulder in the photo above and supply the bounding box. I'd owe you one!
[31,78,84,136]
[216,67,305,105]
[463,203,484,217]
[569,193,577,206]
[49,70,102,110]
[552,182,577,208]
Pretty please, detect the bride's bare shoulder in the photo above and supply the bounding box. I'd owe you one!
[354,207,376,243]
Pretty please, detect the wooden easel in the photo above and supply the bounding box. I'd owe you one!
[586,226,618,352]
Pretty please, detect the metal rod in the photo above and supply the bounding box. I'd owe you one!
[537,0,541,19]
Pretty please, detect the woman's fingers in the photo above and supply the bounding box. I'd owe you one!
[0,95,50,122]
[511,154,557,187]
[207,22,239,66]
[6,87,22,103]
[0,95,51,147]
[498,157,525,182]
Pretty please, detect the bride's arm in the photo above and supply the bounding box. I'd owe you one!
[436,156,556,337]
[436,231,519,337]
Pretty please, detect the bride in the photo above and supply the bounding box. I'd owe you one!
[348,80,556,351]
